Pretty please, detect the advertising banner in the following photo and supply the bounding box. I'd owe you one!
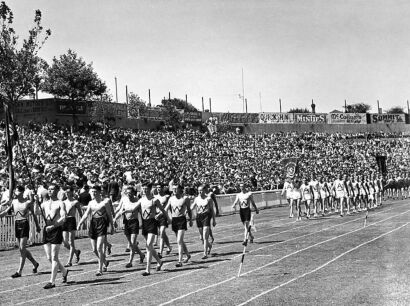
[56,101,87,114]
[182,112,202,122]
[371,113,405,124]
[328,113,367,124]
[293,113,327,123]
[258,113,294,123]
[213,112,259,124]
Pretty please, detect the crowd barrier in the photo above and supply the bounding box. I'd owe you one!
[0,190,284,250]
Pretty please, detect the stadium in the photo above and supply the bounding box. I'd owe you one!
[1,1,410,305]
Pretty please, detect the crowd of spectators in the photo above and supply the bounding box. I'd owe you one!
[0,122,409,197]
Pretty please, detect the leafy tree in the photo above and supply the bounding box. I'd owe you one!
[386,106,405,114]
[128,92,147,118]
[0,1,51,104]
[90,100,116,124]
[43,49,106,101]
[345,103,371,113]
[288,108,310,113]
[161,98,198,112]
[33,58,49,99]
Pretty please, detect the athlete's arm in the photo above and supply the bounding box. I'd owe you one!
[28,202,41,233]
[231,195,239,209]
[77,206,91,230]
[105,199,115,235]
[154,198,171,223]
[185,197,193,226]
[0,203,12,218]
[249,194,259,214]
[209,198,216,227]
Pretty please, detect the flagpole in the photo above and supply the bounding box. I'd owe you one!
[4,103,14,200]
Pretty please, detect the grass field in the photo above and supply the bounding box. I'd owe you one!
[0,199,409,305]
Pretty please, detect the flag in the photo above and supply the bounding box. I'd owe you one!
[376,155,387,174]
[4,104,16,199]
[282,157,299,179]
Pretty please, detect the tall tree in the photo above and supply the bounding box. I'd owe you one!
[161,97,198,112]
[128,92,147,118]
[386,106,405,114]
[0,1,50,198]
[43,49,107,101]
[0,1,51,104]
[345,103,371,113]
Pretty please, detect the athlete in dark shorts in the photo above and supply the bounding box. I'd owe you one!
[232,183,259,245]
[165,185,193,267]
[114,185,145,268]
[154,183,172,258]
[62,185,82,267]
[0,185,41,278]
[137,182,170,276]
[41,183,69,289]
[77,185,114,276]
[192,185,216,259]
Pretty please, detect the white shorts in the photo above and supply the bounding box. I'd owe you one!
[335,191,345,199]
[292,191,301,200]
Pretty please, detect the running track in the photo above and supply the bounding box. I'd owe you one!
[0,199,409,305]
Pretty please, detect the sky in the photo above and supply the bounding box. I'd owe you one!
[7,0,410,113]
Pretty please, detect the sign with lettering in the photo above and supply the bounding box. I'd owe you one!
[371,114,405,124]
[328,113,367,124]
[293,113,327,123]
[213,112,259,124]
[182,112,202,122]
[258,113,294,123]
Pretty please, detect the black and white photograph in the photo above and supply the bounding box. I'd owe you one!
[1,0,410,304]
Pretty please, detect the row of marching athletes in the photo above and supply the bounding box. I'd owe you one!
[281,173,404,221]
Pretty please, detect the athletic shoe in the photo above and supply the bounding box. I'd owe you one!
[158,254,162,259]
[166,247,172,255]
[142,271,150,276]
[211,236,214,244]
[103,261,109,272]
[340,214,344,217]
[62,270,69,283]
[107,245,112,255]
[242,240,248,246]
[95,272,102,277]
[43,282,55,289]
[125,263,132,268]
[208,243,213,255]
[156,261,163,271]
[75,250,81,264]
[33,262,39,274]
[183,254,191,263]
[11,272,21,278]
[64,263,72,268]
[125,248,130,253]
[250,237,254,243]
[139,254,145,264]
[175,262,183,268]
[201,255,208,260]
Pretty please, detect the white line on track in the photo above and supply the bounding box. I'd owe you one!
[88,205,400,305]
[157,208,410,306]
[14,286,86,305]
[237,221,410,305]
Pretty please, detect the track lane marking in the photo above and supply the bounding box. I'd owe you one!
[238,221,410,305]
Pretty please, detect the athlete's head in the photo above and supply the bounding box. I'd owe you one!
[48,183,59,198]
[90,184,101,199]
[197,184,206,196]
[15,185,25,196]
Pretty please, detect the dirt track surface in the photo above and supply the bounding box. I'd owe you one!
[1,199,410,305]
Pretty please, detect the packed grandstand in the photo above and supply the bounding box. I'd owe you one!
[0,121,409,198]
